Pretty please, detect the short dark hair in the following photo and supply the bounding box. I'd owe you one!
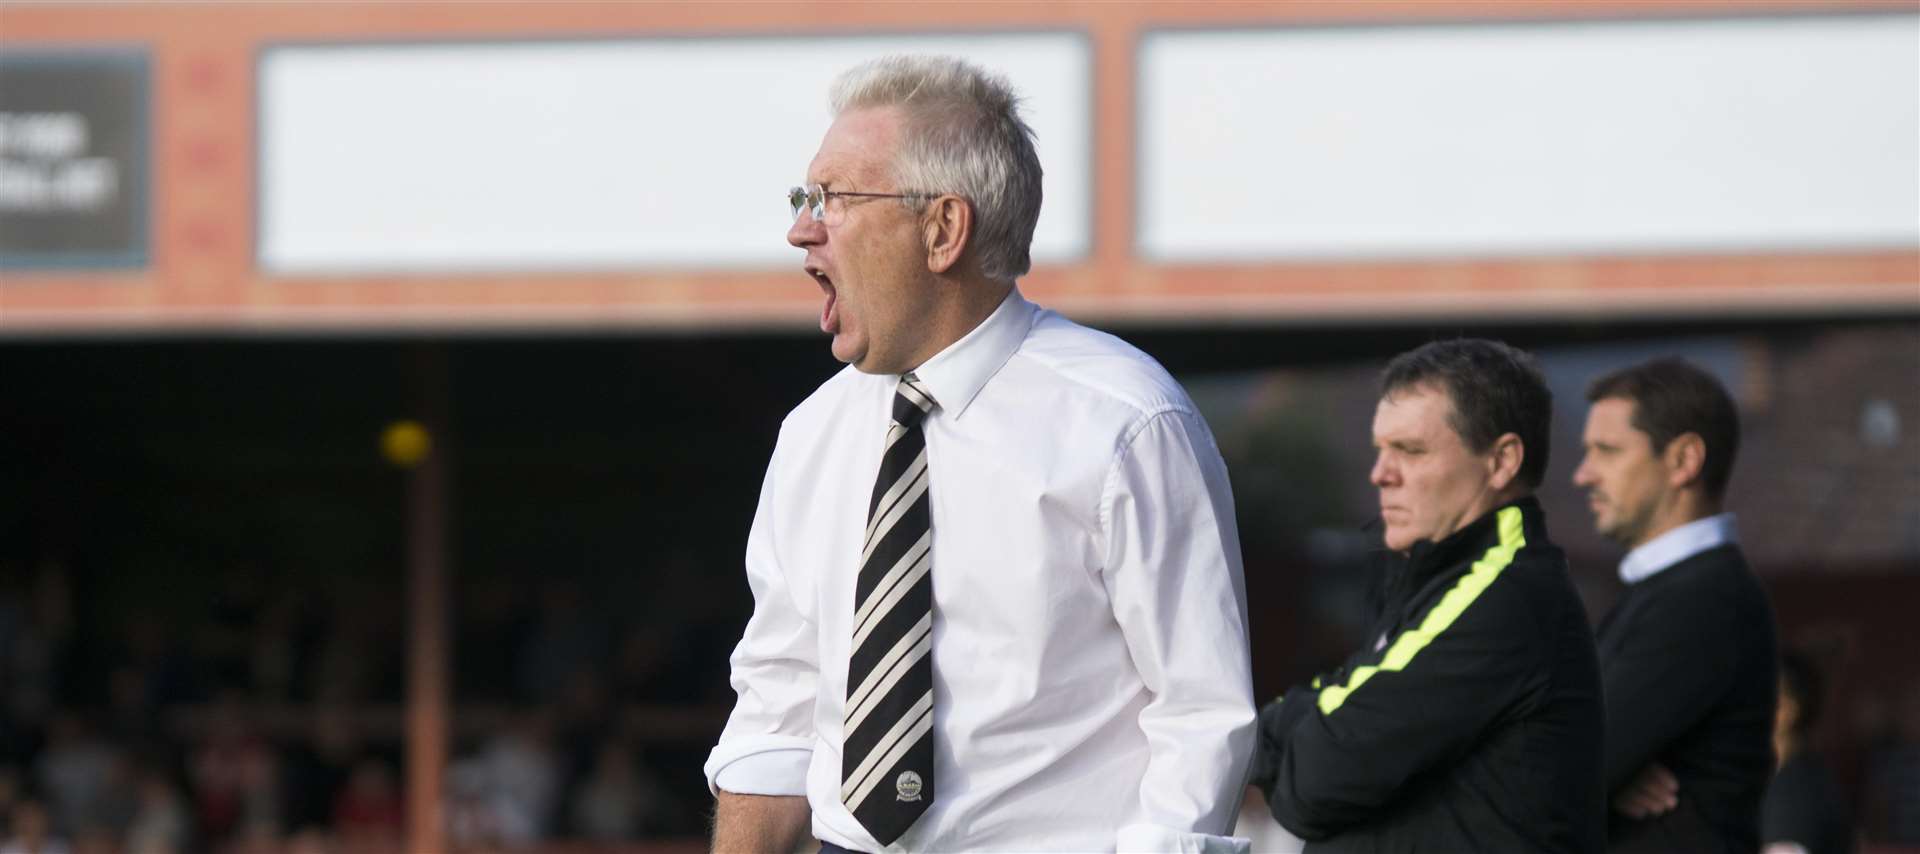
[1381,338,1553,490]
[1585,357,1740,501]
[1778,649,1823,735]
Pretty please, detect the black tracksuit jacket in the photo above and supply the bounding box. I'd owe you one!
[1251,498,1606,853]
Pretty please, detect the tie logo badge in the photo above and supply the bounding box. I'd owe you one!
[895,770,924,802]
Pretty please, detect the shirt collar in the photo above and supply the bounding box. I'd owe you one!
[905,287,1035,420]
[1618,512,1739,584]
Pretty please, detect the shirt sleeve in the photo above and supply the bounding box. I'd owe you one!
[1599,588,1739,794]
[703,430,819,797]
[1262,552,1541,840]
[1100,409,1257,851]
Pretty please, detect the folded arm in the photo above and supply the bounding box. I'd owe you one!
[1600,593,1736,799]
[1262,524,1538,839]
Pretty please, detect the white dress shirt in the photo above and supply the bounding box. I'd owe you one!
[705,288,1256,853]
[1618,512,1739,584]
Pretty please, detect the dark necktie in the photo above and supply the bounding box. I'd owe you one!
[841,373,937,845]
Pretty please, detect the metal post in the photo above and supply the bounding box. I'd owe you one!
[403,343,450,854]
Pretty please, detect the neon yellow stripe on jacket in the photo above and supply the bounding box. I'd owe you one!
[1317,506,1527,716]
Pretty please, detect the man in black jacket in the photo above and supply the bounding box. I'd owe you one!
[1574,357,1778,853]
[1250,338,1605,853]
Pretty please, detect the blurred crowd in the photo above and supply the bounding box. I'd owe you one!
[4,507,1919,853]
[0,561,737,854]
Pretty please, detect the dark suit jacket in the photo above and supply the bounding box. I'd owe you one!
[1597,542,1778,854]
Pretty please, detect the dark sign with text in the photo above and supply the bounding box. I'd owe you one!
[0,51,148,269]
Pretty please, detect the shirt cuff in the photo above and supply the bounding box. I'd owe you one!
[704,744,812,797]
[1116,824,1251,854]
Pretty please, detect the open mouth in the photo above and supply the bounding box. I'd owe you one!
[808,266,838,334]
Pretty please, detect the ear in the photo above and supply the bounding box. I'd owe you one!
[1664,432,1707,490]
[1486,432,1525,492]
[922,194,972,275]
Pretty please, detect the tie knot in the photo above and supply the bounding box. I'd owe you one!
[893,374,936,429]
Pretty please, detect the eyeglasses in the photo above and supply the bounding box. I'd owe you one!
[787,183,933,225]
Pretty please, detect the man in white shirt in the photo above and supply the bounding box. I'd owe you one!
[1574,357,1778,853]
[704,55,1255,853]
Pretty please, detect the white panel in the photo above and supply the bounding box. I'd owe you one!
[260,34,1089,273]
[1140,14,1920,260]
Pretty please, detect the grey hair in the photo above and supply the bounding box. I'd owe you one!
[830,55,1043,284]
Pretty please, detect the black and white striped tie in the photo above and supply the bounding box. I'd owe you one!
[842,373,937,845]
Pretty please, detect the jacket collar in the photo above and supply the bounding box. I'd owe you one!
[1404,495,1545,581]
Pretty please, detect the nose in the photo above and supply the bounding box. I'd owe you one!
[787,208,825,249]
[1369,453,1394,489]
[1571,456,1594,488]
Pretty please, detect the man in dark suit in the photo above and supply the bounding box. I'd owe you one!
[1574,357,1779,853]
